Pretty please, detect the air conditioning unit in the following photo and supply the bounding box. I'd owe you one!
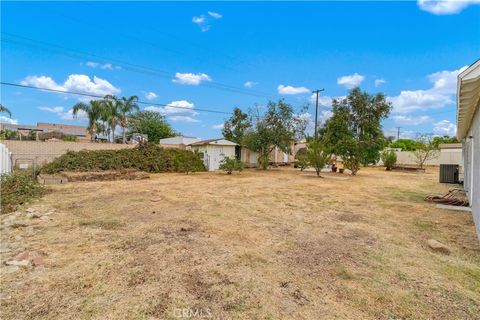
[439,164,459,184]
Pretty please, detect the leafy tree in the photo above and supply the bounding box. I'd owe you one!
[72,100,103,142]
[222,107,251,144]
[243,100,295,170]
[413,135,439,169]
[0,103,12,117]
[321,88,391,174]
[381,150,397,171]
[307,140,331,177]
[294,147,308,171]
[127,111,175,143]
[219,156,244,174]
[102,95,121,143]
[431,136,458,148]
[389,139,420,151]
[118,96,140,144]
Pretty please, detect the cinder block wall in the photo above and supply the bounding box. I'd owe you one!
[1,140,136,169]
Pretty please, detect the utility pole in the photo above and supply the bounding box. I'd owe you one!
[312,89,325,140]
[396,127,401,141]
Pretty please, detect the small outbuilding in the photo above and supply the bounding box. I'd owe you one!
[159,135,201,149]
[190,139,237,171]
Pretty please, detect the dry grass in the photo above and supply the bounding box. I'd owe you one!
[1,167,479,319]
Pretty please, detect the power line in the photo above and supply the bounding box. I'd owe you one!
[1,32,280,101]
[0,81,233,115]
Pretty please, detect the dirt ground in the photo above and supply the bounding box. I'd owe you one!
[1,167,479,319]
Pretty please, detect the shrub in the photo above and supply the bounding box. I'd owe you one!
[294,148,308,171]
[41,143,205,174]
[381,150,397,171]
[1,170,44,214]
[307,140,331,177]
[173,150,204,174]
[62,136,78,142]
[219,156,244,174]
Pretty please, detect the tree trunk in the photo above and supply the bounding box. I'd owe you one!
[111,125,116,143]
[122,126,126,144]
[91,123,96,142]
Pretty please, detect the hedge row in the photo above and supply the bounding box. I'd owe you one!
[1,170,44,214]
[41,143,205,174]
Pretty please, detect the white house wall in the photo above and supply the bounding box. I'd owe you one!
[464,107,479,239]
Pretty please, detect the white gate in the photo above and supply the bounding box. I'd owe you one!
[0,143,12,175]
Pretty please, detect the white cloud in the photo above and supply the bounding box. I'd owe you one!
[145,100,200,123]
[208,11,222,19]
[38,106,88,121]
[393,115,432,125]
[21,74,120,97]
[388,66,467,114]
[145,91,158,101]
[337,73,365,89]
[192,15,210,32]
[212,123,224,130]
[433,119,457,136]
[173,72,212,85]
[0,116,18,124]
[375,79,386,87]
[86,61,99,68]
[277,84,310,95]
[418,0,480,15]
[309,94,346,107]
[86,61,120,70]
[244,81,258,88]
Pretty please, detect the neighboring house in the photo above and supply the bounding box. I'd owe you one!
[159,135,201,149]
[456,60,480,239]
[190,139,237,171]
[0,122,90,141]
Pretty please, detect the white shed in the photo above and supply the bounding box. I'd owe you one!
[190,139,237,171]
[159,135,201,147]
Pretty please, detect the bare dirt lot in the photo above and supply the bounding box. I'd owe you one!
[1,167,479,319]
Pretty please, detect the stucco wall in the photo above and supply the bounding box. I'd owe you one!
[1,140,136,169]
[464,108,480,239]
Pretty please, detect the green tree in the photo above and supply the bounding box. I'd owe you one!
[219,156,244,174]
[222,107,252,144]
[389,139,420,151]
[431,136,458,148]
[102,95,121,143]
[118,96,140,144]
[413,135,439,169]
[72,100,103,142]
[244,100,295,170]
[127,111,175,143]
[321,88,391,174]
[0,103,12,117]
[307,140,331,177]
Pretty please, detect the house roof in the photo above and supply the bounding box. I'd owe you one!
[159,135,201,145]
[457,59,480,140]
[439,143,462,149]
[190,138,237,146]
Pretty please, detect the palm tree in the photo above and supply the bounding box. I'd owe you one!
[103,95,121,143]
[0,103,12,117]
[72,100,103,142]
[118,96,140,143]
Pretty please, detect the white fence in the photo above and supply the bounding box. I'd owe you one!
[0,143,12,175]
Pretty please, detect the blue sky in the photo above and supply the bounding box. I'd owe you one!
[1,1,479,139]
